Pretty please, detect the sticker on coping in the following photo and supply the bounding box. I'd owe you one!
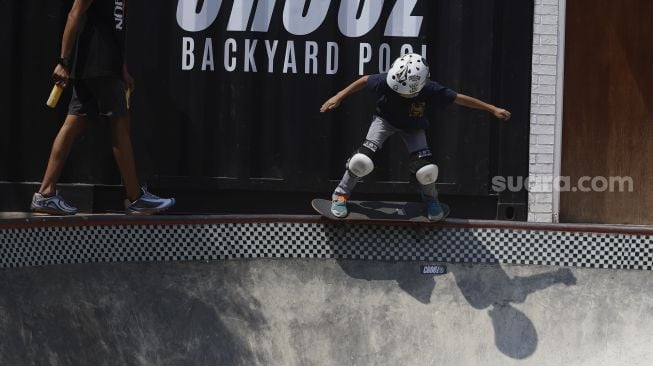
[420,264,447,275]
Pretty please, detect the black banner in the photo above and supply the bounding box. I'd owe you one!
[0,0,533,217]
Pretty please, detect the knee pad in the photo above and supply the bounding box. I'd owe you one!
[348,153,374,178]
[346,140,378,178]
[409,149,438,184]
[416,164,439,185]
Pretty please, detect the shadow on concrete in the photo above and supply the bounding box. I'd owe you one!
[454,263,576,359]
[0,262,265,366]
[331,225,577,360]
[337,260,438,304]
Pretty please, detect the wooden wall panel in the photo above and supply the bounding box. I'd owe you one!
[562,0,653,224]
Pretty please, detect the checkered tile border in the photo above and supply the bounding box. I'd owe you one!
[1,222,652,270]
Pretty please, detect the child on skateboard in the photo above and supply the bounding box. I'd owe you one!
[320,53,511,221]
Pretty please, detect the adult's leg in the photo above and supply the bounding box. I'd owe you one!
[93,77,174,214]
[111,114,176,215]
[109,114,141,202]
[89,76,140,202]
[39,114,88,195]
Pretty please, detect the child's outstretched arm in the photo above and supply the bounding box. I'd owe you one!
[454,94,512,121]
[320,75,369,113]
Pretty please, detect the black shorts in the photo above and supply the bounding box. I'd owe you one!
[68,77,128,118]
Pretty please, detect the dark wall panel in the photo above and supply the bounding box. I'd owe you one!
[0,0,533,218]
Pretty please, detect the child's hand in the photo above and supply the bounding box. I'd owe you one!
[494,108,512,121]
[320,96,342,113]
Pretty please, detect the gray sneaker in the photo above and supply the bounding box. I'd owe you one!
[30,192,78,215]
[330,194,349,218]
[125,187,175,215]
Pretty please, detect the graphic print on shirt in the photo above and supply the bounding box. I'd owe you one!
[409,102,426,117]
[114,0,124,31]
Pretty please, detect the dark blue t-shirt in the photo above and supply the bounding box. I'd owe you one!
[366,73,458,130]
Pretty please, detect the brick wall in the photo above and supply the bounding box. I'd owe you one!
[529,0,563,222]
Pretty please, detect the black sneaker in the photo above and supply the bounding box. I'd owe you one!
[30,192,78,215]
[124,187,175,215]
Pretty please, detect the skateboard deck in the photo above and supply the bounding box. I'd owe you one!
[311,199,450,223]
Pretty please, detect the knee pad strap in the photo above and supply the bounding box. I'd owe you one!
[409,149,438,184]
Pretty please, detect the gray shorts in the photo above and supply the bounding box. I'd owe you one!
[68,77,128,118]
[334,116,434,197]
[364,116,429,154]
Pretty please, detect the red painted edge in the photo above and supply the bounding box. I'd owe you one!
[1,214,652,236]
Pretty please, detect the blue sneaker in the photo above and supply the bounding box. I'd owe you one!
[125,187,175,215]
[30,192,78,215]
[330,194,349,218]
[422,194,444,221]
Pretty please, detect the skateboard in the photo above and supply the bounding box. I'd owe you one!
[311,198,450,223]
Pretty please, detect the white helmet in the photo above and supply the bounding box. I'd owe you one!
[386,53,430,95]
